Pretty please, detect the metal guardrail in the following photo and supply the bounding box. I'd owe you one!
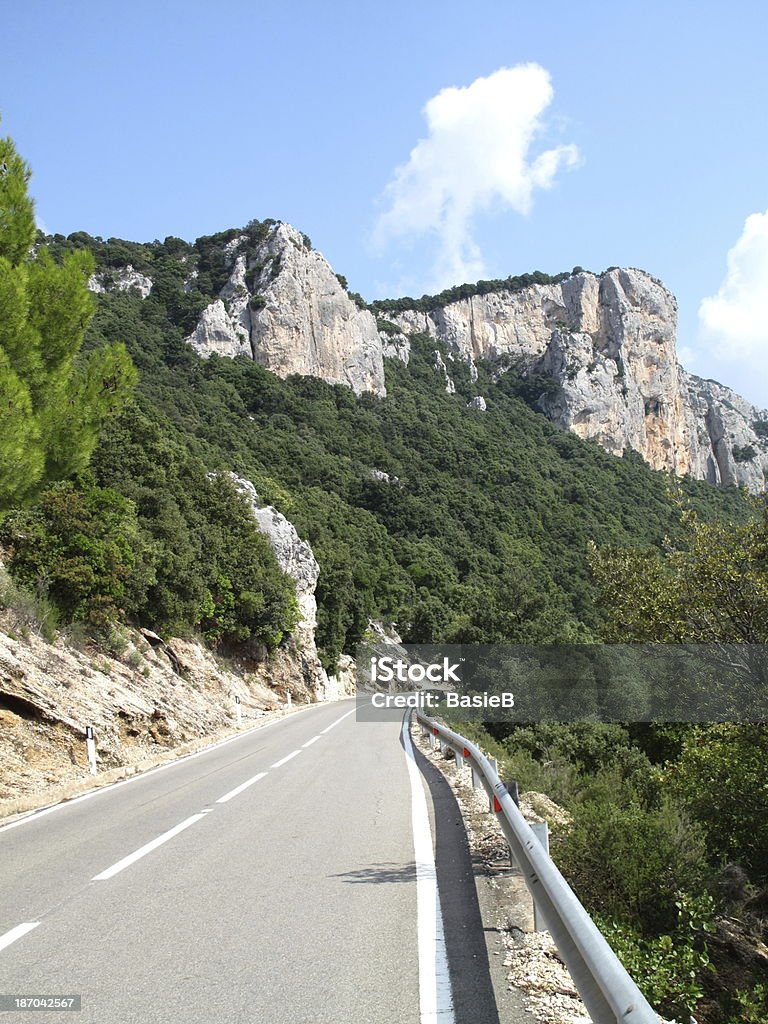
[413,709,659,1024]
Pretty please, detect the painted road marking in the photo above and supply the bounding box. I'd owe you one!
[92,814,206,881]
[301,736,321,748]
[0,922,40,953]
[216,772,268,804]
[270,750,301,769]
[401,715,455,1024]
[0,699,335,836]
[319,708,356,734]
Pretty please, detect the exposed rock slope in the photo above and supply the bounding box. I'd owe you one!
[231,475,352,701]
[389,269,768,492]
[87,219,767,491]
[187,223,386,396]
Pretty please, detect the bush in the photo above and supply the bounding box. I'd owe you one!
[0,565,60,641]
[667,724,768,881]
[0,480,156,628]
[557,790,710,935]
[596,892,715,1020]
[733,444,757,462]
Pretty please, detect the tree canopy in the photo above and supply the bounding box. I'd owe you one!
[0,131,137,509]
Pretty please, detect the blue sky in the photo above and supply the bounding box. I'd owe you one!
[3,0,768,405]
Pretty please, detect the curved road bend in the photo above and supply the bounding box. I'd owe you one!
[0,698,502,1023]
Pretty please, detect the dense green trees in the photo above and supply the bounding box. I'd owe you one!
[589,503,768,645]
[0,132,136,509]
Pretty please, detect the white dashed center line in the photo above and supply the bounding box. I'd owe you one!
[92,813,206,881]
[0,922,40,953]
[270,750,301,769]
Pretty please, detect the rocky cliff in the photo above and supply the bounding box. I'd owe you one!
[186,223,386,396]
[231,475,354,701]
[88,220,767,491]
[387,269,768,492]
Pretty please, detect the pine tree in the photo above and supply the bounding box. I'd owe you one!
[0,130,137,509]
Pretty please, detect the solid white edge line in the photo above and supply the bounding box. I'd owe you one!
[301,735,321,748]
[0,699,354,835]
[215,772,268,804]
[92,813,206,881]
[270,750,301,769]
[0,921,40,953]
[319,707,357,734]
[401,713,455,1024]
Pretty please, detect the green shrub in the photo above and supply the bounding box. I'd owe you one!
[733,443,757,462]
[0,566,60,641]
[667,724,768,881]
[596,892,715,1020]
[0,480,156,628]
[557,791,710,935]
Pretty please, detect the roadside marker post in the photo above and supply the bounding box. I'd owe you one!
[235,695,242,727]
[85,726,97,775]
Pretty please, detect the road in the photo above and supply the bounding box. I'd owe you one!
[0,698,501,1023]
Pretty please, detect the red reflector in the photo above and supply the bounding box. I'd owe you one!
[463,748,470,757]
[433,727,439,735]
[493,796,502,812]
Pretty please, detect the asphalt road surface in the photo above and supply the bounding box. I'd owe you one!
[0,699,502,1023]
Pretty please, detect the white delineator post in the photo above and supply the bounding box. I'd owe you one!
[234,695,242,727]
[286,691,292,708]
[85,726,97,775]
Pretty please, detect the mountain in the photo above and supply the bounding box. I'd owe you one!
[136,221,766,492]
[377,268,768,493]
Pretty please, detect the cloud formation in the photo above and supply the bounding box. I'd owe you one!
[699,212,768,389]
[374,64,580,291]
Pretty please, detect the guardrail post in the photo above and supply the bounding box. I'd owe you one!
[471,765,482,790]
[486,758,500,810]
[530,822,550,932]
[505,781,521,866]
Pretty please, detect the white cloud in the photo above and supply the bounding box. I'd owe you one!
[699,211,768,377]
[373,64,580,291]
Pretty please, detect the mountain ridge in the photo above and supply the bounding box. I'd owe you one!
[64,219,768,492]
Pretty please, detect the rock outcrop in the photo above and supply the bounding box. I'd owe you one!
[0,620,297,816]
[84,218,767,491]
[187,223,386,396]
[231,475,356,702]
[387,269,768,492]
[88,264,153,298]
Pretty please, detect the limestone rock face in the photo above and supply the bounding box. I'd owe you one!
[186,222,386,396]
[249,223,385,395]
[379,329,411,365]
[231,475,356,700]
[231,476,320,661]
[681,374,768,491]
[88,264,152,298]
[388,269,768,491]
[186,298,251,358]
